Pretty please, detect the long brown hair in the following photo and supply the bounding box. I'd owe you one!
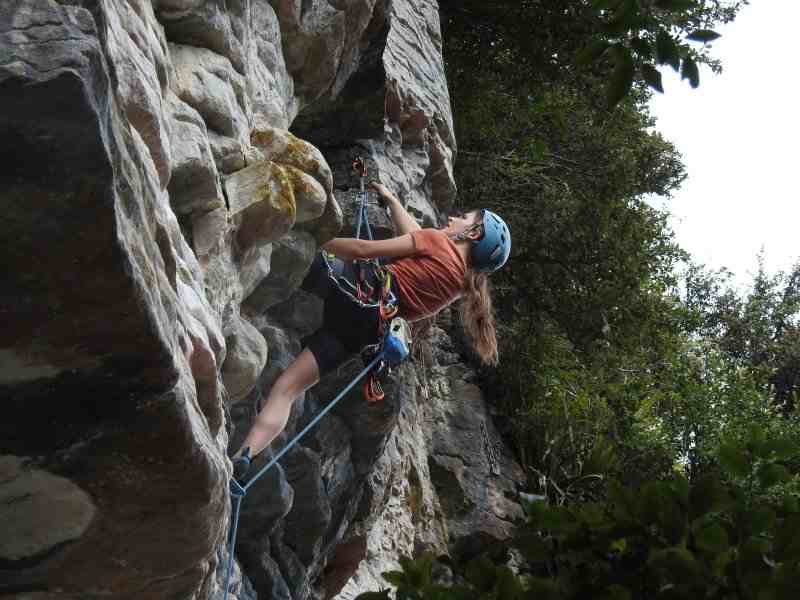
[459,269,499,366]
[456,209,499,365]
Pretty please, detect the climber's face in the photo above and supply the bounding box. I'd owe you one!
[443,210,482,239]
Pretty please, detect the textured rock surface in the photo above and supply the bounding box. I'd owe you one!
[332,318,526,599]
[0,456,96,562]
[0,0,522,598]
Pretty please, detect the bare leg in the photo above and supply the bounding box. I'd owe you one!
[236,348,321,458]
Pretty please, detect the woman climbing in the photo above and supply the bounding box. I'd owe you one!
[232,182,511,480]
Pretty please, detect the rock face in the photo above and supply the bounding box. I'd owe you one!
[0,1,523,599]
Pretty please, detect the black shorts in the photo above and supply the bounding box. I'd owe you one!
[300,252,386,376]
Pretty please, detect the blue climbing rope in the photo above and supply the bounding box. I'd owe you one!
[222,352,386,599]
[223,480,245,598]
[222,155,408,598]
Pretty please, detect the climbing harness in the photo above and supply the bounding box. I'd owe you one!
[346,156,404,402]
[351,155,381,308]
[222,156,412,598]
[352,156,373,242]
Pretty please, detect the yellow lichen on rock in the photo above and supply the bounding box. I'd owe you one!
[284,164,327,223]
[249,126,334,192]
[225,161,297,252]
[230,127,342,249]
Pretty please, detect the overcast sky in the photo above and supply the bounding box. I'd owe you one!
[648,0,800,287]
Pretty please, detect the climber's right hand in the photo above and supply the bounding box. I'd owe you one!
[369,181,392,206]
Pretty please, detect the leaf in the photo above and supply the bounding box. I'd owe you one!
[525,577,561,600]
[579,502,607,527]
[687,30,722,43]
[693,522,729,554]
[718,441,751,478]
[783,495,800,514]
[495,566,524,599]
[655,30,681,72]
[747,506,776,535]
[758,463,791,488]
[465,556,496,592]
[583,438,618,476]
[690,475,730,520]
[641,64,664,94]
[671,474,690,508]
[609,479,637,523]
[681,57,700,88]
[606,46,635,108]
[354,590,391,600]
[738,537,771,571]
[601,0,641,36]
[630,37,653,58]
[774,514,800,560]
[712,548,736,577]
[592,0,625,9]
[746,425,767,454]
[610,538,628,554]
[639,481,686,542]
[381,571,406,587]
[515,532,552,562]
[648,547,702,582]
[638,481,665,523]
[423,584,474,600]
[602,585,632,600]
[532,504,576,533]
[760,437,799,461]
[576,40,611,68]
[399,554,432,588]
[654,0,696,10]
[417,553,434,586]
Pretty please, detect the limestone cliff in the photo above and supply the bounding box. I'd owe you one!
[0,1,524,598]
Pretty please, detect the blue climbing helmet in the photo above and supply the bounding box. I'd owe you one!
[470,209,511,273]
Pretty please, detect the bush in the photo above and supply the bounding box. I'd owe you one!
[356,427,800,600]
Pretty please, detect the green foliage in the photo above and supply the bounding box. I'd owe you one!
[434,5,800,597]
[444,0,708,499]
[682,258,800,412]
[687,30,723,43]
[681,57,700,88]
[573,0,748,105]
[359,430,800,599]
[633,258,800,479]
[641,63,664,93]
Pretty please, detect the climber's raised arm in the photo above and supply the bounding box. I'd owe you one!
[371,182,421,236]
[322,233,415,261]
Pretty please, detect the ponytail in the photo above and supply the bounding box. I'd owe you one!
[459,269,499,366]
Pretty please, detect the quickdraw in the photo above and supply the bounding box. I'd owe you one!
[481,420,501,476]
[349,156,408,402]
[352,155,377,305]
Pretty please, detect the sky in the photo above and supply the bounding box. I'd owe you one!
[647,0,800,287]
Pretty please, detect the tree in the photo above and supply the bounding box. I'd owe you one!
[443,0,694,488]
[356,427,800,600]
[441,0,750,109]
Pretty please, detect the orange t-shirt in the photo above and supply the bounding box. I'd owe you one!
[386,228,467,322]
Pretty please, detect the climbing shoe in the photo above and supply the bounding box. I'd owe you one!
[232,447,252,482]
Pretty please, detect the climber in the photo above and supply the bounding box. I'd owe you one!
[231,181,511,480]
